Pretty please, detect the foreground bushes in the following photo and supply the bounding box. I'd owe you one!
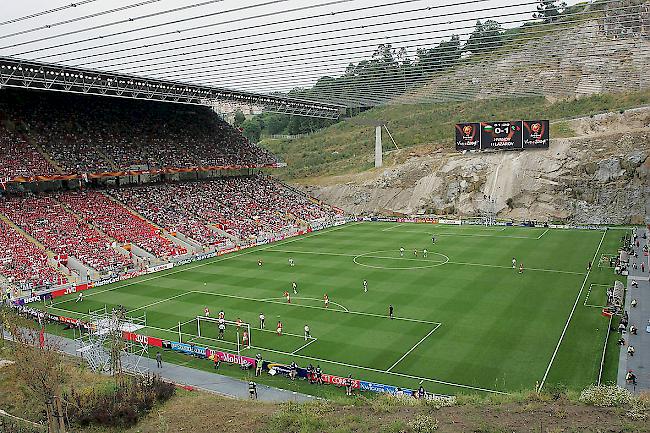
[65,374,175,428]
[579,385,633,407]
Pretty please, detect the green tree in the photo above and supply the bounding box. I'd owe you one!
[533,0,567,23]
[464,20,503,54]
[263,114,289,135]
[241,118,262,142]
[416,35,462,75]
[233,110,246,128]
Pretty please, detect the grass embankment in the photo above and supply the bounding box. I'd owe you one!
[260,90,650,180]
[1,343,648,433]
[2,311,647,432]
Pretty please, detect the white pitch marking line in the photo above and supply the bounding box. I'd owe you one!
[188,289,440,325]
[291,338,318,355]
[259,296,350,312]
[387,323,441,372]
[448,261,583,275]
[149,326,239,348]
[171,318,197,331]
[39,302,491,394]
[246,341,508,395]
[150,324,316,354]
[583,283,610,308]
[381,223,408,232]
[536,228,550,239]
[375,230,545,239]
[267,249,584,275]
[128,292,191,313]
[155,325,493,395]
[44,304,81,316]
[539,230,607,390]
[48,222,360,307]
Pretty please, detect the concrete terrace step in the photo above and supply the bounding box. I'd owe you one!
[103,192,201,254]
[0,213,50,254]
[0,212,71,281]
[30,137,64,174]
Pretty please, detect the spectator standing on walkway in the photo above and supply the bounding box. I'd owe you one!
[156,352,162,368]
[255,354,263,377]
[345,375,353,396]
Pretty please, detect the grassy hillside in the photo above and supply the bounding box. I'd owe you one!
[1,341,648,433]
[260,90,650,180]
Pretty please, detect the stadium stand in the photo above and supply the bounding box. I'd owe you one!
[108,176,338,243]
[0,119,59,179]
[0,89,338,291]
[108,183,232,248]
[0,89,277,177]
[0,195,132,274]
[0,218,66,287]
[56,190,187,259]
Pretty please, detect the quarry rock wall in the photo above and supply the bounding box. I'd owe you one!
[302,108,650,224]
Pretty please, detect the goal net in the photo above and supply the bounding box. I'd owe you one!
[194,316,252,354]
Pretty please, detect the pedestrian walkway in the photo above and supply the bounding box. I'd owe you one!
[2,329,313,403]
[617,227,650,393]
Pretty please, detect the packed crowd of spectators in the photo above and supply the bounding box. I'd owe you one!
[0,176,338,286]
[0,89,277,177]
[108,183,232,247]
[0,195,132,274]
[0,115,59,179]
[109,176,339,243]
[57,191,187,259]
[0,219,66,287]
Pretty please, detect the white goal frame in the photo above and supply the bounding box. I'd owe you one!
[195,316,252,354]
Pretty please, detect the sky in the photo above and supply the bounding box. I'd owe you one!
[0,0,583,94]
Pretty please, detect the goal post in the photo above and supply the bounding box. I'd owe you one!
[195,316,252,352]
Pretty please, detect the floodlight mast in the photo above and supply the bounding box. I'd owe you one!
[345,118,399,168]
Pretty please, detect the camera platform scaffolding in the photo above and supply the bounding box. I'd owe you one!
[75,306,149,376]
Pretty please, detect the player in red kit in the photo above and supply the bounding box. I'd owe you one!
[277,321,283,336]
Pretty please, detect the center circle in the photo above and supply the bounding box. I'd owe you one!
[352,250,449,270]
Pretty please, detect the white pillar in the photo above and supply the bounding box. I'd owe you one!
[375,125,382,168]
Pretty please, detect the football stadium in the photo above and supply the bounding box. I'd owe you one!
[0,0,649,431]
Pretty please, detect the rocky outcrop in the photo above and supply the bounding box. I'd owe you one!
[395,20,650,103]
[301,108,650,224]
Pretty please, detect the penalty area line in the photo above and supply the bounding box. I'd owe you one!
[259,296,350,312]
[291,338,318,355]
[387,323,441,372]
[189,289,441,325]
[248,342,508,395]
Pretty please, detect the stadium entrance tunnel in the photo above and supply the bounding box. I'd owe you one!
[352,250,449,270]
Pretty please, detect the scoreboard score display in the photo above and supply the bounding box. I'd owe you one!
[455,120,549,151]
[480,121,522,150]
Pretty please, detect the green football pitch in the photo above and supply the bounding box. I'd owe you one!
[40,222,627,396]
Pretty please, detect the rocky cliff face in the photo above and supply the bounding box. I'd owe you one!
[302,108,650,224]
[396,19,650,103]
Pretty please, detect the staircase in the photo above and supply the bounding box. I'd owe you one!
[91,144,119,171]
[26,135,65,174]
[209,224,241,245]
[103,192,198,254]
[0,212,71,281]
[0,213,49,254]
